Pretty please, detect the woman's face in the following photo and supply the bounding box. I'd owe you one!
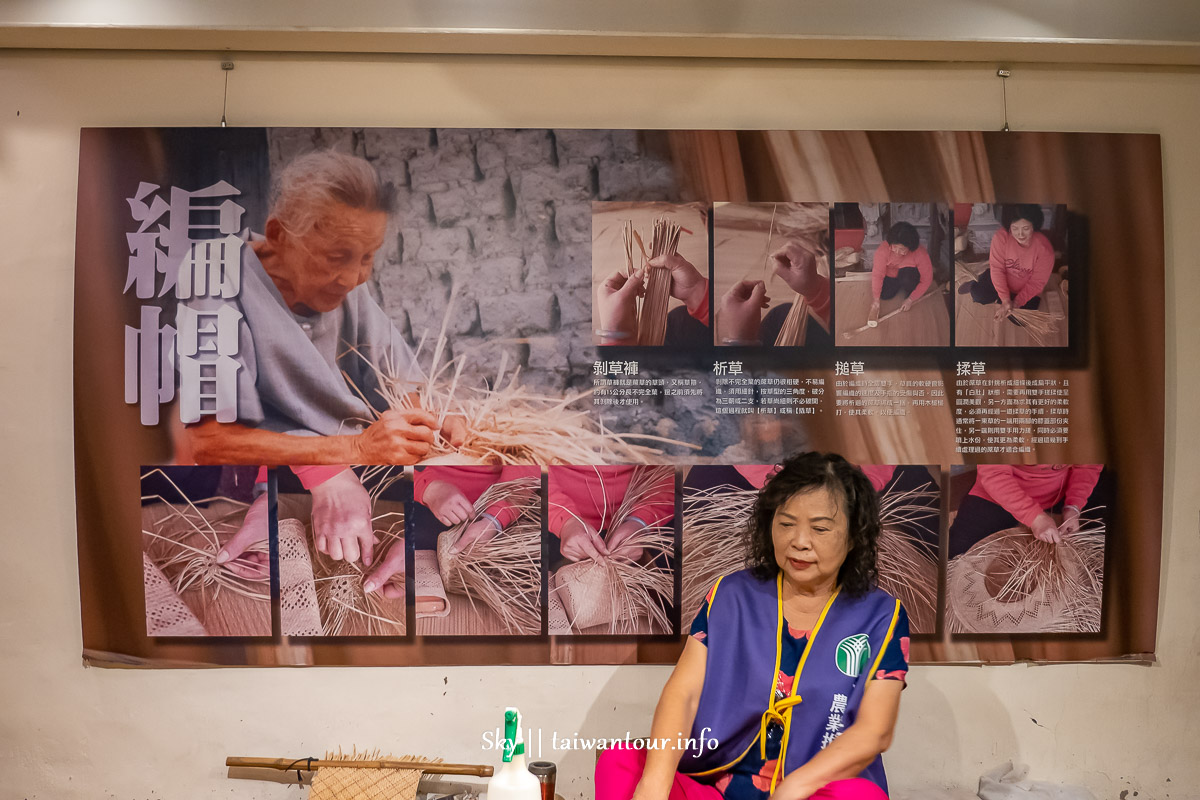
[771,486,851,592]
[270,202,388,314]
[889,243,911,258]
[1009,218,1035,248]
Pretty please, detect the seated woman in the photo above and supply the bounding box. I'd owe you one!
[597,453,910,800]
[963,204,1055,322]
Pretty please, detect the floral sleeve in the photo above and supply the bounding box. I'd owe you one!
[872,604,910,684]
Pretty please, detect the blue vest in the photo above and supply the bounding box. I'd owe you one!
[678,570,900,794]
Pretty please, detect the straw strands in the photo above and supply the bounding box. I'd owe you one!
[141,469,269,618]
[681,483,756,617]
[637,217,683,346]
[350,286,694,465]
[311,504,406,636]
[876,482,940,634]
[947,516,1105,634]
[1003,307,1065,346]
[551,466,675,634]
[774,298,812,347]
[437,476,542,634]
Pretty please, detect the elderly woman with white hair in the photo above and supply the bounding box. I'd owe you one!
[186,150,465,578]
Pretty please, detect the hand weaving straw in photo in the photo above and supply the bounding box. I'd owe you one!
[347,284,695,465]
[770,204,831,347]
[312,518,406,636]
[278,518,322,636]
[141,468,269,633]
[636,217,682,346]
[550,466,675,634]
[435,476,542,634]
[681,482,756,617]
[947,515,1105,634]
[876,481,940,634]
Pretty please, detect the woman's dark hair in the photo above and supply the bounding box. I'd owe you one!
[884,221,920,252]
[1000,203,1044,231]
[745,452,880,597]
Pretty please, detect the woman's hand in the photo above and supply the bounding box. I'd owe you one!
[422,480,474,526]
[900,297,914,312]
[560,517,609,561]
[995,298,1013,321]
[440,414,469,448]
[718,280,769,343]
[353,408,437,463]
[771,242,820,297]
[1058,505,1082,537]
[597,268,645,343]
[1030,512,1063,544]
[649,253,707,314]
[311,468,376,566]
[363,542,406,598]
[215,491,270,579]
[606,519,646,561]
[449,517,502,555]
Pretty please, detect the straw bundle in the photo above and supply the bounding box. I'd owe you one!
[550,465,675,634]
[774,298,812,347]
[947,518,1105,634]
[766,204,831,347]
[876,482,940,634]
[681,483,756,617]
[435,476,542,634]
[353,286,693,465]
[1004,307,1065,346]
[637,217,683,346]
[955,258,987,286]
[141,469,270,620]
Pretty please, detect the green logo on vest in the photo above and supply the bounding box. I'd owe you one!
[835,634,871,678]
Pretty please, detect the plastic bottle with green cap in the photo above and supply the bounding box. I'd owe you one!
[488,707,540,800]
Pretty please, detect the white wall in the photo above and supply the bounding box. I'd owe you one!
[0,52,1196,799]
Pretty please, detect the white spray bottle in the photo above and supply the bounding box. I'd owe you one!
[488,707,540,800]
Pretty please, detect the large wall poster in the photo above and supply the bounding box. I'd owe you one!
[74,128,1164,667]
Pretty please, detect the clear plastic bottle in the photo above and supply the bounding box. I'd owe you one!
[488,708,540,800]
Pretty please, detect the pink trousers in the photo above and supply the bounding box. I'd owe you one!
[595,746,888,800]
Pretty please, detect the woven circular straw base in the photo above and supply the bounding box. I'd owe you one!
[947,526,1100,634]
